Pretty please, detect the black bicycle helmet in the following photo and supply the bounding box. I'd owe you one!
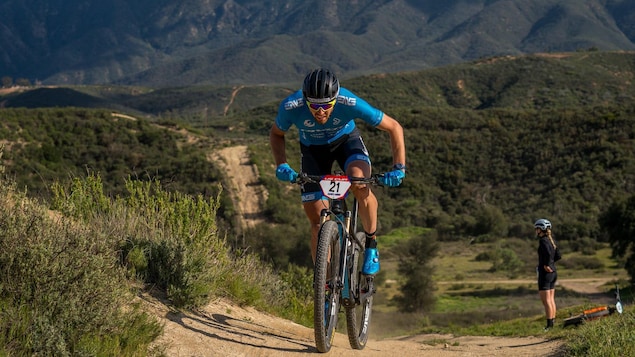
[534,218,552,231]
[302,68,340,103]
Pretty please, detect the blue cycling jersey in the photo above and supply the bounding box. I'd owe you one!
[275,87,384,146]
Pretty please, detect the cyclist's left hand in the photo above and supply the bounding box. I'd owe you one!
[275,163,298,182]
[381,169,405,187]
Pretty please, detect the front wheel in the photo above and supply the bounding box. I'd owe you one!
[313,221,341,353]
[345,232,374,349]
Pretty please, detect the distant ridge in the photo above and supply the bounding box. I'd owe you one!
[0,0,633,87]
[3,51,633,118]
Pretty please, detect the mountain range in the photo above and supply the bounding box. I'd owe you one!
[1,0,634,87]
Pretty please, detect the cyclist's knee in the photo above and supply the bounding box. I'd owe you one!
[346,159,371,178]
[350,184,371,198]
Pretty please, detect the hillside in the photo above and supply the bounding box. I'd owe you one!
[3,51,635,116]
[1,51,634,255]
[2,50,634,355]
[1,0,634,86]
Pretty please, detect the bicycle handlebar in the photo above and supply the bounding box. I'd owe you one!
[294,172,384,186]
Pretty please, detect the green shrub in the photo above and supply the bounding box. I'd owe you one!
[0,178,162,356]
[50,173,307,317]
[559,256,604,270]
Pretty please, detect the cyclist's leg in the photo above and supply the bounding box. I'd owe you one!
[347,159,381,275]
[301,143,335,264]
[303,200,329,263]
[336,132,380,274]
[346,160,377,236]
[336,130,377,237]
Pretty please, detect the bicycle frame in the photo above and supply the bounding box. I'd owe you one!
[319,189,365,306]
[295,172,380,352]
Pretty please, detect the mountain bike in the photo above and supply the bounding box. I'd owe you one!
[294,172,382,353]
[563,283,624,327]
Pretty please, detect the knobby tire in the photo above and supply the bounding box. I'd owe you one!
[345,232,373,349]
[313,221,341,353]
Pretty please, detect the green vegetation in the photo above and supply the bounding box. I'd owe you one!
[392,230,439,312]
[564,308,635,357]
[0,171,162,355]
[0,108,222,201]
[599,195,635,283]
[0,163,313,355]
[1,51,635,354]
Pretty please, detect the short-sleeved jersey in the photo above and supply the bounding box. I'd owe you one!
[275,87,384,146]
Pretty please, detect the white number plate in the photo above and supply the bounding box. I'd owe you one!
[319,175,351,200]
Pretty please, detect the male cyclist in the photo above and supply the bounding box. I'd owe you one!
[270,68,406,275]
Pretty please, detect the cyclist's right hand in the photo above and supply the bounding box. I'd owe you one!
[380,169,405,187]
[276,163,298,182]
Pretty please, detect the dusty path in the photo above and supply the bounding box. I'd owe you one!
[148,295,564,357]
[147,277,622,356]
[438,277,617,304]
[210,145,268,231]
[224,86,245,116]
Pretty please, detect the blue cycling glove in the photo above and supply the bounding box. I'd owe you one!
[276,163,298,182]
[381,168,405,187]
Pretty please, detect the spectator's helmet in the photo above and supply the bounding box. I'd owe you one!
[302,68,340,103]
[534,218,552,231]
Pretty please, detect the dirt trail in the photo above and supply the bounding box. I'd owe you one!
[210,145,268,231]
[438,277,617,304]
[224,86,245,116]
[148,295,564,357]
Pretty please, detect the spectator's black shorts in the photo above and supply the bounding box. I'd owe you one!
[300,128,370,202]
[538,271,557,291]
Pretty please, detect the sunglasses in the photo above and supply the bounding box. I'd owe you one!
[307,99,336,111]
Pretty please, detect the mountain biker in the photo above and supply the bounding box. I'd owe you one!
[535,218,561,331]
[270,68,406,275]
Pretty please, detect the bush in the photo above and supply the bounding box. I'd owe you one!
[392,231,439,312]
[559,256,604,270]
[0,177,162,356]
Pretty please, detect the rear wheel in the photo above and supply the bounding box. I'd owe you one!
[313,221,341,353]
[345,232,374,350]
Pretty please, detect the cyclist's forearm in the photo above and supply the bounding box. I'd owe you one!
[381,115,406,166]
[389,129,406,167]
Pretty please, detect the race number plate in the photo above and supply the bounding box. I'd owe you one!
[319,175,351,200]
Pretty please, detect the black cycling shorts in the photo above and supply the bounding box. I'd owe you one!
[538,271,557,291]
[300,128,371,202]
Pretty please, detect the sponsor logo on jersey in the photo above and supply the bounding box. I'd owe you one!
[337,96,356,106]
[285,98,305,110]
[304,120,316,127]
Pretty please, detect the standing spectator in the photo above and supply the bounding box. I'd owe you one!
[535,218,561,330]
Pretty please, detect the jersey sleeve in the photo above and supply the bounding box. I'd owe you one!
[341,89,383,126]
[275,101,293,131]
